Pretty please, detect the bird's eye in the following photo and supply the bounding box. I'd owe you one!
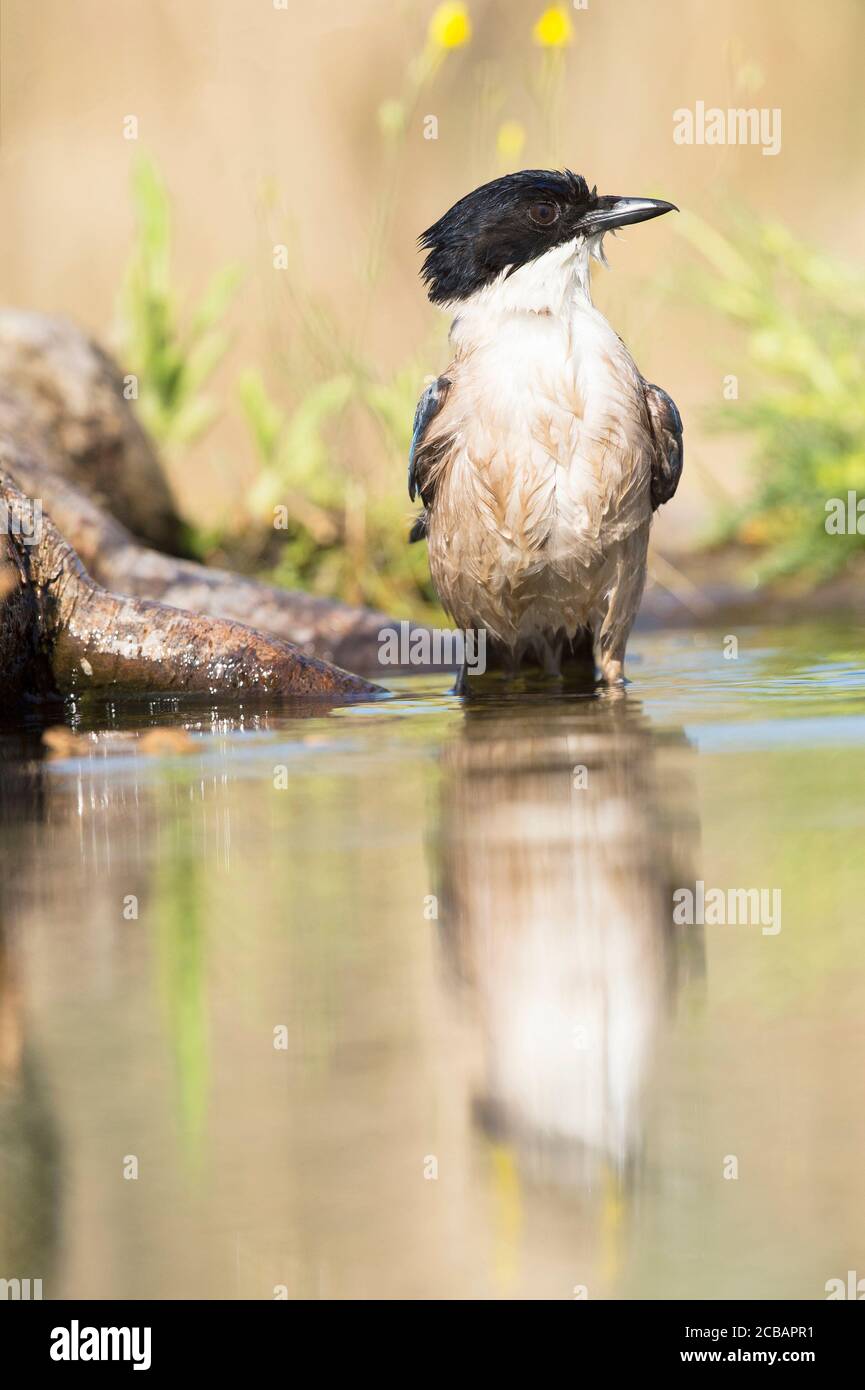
[528,201,559,227]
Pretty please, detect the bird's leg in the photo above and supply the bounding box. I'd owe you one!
[595,543,649,685]
[598,651,626,686]
[596,608,632,686]
[452,660,469,696]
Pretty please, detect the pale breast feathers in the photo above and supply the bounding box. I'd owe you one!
[406,346,671,554]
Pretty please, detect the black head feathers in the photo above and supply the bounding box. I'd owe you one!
[418,170,598,305]
[418,170,676,304]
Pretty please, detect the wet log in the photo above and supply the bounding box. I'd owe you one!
[0,311,424,674]
[0,534,59,710]
[0,428,400,675]
[0,311,186,554]
[0,468,381,712]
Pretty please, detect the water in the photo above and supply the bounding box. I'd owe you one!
[1,622,863,1300]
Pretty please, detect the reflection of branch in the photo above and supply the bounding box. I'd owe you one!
[157,827,209,1162]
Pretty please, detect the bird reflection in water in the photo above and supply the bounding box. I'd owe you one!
[435,689,700,1207]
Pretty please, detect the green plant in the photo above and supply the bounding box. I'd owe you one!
[118,8,582,617]
[238,364,444,617]
[117,156,242,452]
[230,5,490,617]
[676,211,865,582]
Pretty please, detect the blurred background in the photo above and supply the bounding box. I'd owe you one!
[2,3,865,1304]
[2,0,864,616]
[1,0,865,614]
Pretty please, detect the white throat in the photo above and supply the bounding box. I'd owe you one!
[446,234,607,326]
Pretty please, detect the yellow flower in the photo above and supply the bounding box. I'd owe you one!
[496,120,527,163]
[429,2,472,50]
[532,6,573,48]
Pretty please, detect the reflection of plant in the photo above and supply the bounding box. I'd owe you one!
[677,213,865,581]
[117,156,241,451]
[156,815,209,1165]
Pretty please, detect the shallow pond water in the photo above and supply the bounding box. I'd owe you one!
[1,622,863,1300]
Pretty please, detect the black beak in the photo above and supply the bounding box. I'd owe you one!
[580,195,678,235]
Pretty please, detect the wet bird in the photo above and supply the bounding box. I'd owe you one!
[408,169,683,685]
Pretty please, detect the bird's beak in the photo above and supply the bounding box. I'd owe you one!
[580,195,678,235]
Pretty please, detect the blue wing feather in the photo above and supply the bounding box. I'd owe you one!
[407,375,451,543]
[408,376,450,502]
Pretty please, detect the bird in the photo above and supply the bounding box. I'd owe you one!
[407,169,683,686]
